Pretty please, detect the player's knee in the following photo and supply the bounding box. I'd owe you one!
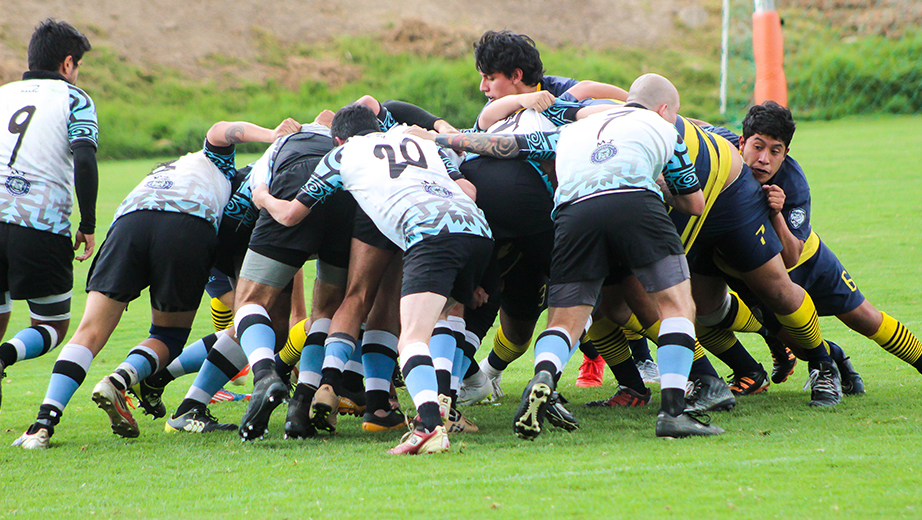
[148,324,192,360]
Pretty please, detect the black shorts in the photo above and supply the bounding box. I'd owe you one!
[401,233,493,305]
[248,190,355,269]
[494,231,552,321]
[0,222,74,300]
[86,211,218,312]
[460,157,554,240]
[353,205,400,252]
[550,191,685,285]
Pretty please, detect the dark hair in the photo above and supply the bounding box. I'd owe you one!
[473,30,544,86]
[741,100,796,147]
[331,104,381,141]
[28,19,91,72]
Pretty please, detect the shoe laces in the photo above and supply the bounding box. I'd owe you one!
[803,367,837,394]
[684,410,713,426]
[198,406,221,423]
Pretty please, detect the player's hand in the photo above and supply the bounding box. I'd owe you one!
[74,231,95,262]
[522,91,556,112]
[404,125,436,141]
[252,183,270,210]
[469,286,489,309]
[762,184,785,214]
[314,110,335,128]
[272,118,302,141]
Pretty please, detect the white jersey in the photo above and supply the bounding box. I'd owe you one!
[113,143,236,231]
[554,105,698,216]
[0,76,98,236]
[296,126,492,250]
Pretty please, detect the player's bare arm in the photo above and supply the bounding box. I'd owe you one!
[251,183,311,227]
[434,133,521,159]
[206,118,301,147]
[763,184,805,267]
[564,80,628,102]
[477,90,556,130]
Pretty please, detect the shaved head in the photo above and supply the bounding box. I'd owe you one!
[626,73,680,122]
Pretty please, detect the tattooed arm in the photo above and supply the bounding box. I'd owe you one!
[206,118,302,147]
[434,131,559,161]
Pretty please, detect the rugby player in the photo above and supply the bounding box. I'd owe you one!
[0,19,96,413]
[254,104,493,454]
[13,118,298,448]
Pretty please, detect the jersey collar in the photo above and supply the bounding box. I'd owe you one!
[22,70,70,82]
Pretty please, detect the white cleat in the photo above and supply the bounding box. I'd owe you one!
[12,427,51,449]
[458,370,493,406]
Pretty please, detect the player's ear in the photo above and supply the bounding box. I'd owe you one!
[739,135,745,149]
[334,137,346,146]
[510,68,524,84]
[59,55,75,76]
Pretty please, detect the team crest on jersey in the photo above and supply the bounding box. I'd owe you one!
[591,143,618,164]
[145,175,174,190]
[789,208,807,229]
[5,175,30,196]
[422,181,453,199]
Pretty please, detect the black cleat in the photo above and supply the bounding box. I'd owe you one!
[284,392,316,439]
[165,405,236,433]
[727,364,769,396]
[685,374,736,413]
[805,360,842,407]
[128,380,167,419]
[836,356,865,395]
[338,385,366,416]
[545,391,579,431]
[655,411,724,438]
[513,371,555,440]
[239,372,289,440]
[771,346,798,384]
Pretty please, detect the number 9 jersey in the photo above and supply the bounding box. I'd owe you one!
[0,76,98,236]
[296,126,492,250]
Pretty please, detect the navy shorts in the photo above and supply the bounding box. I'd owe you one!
[790,241,865,316]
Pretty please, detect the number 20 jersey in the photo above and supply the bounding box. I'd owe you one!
[297,127,492,250]
[0,78,98,236]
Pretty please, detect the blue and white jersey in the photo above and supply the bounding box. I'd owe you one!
[113,142,236,231]
[296,126,492,250]
[554,105,699,217]
[0,76,98,236]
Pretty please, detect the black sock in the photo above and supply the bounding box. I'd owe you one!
[320,368,344,395]
[661,388,686,417]
[252,359,275,382]
[609,357,646,393]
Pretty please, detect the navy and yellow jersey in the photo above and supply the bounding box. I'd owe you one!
[470,75,579,132]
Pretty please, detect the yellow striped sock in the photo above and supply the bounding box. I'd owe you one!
[210,298,233,332]
[493,326,531,364]
[693,340,707,361]
[588,318,632,366]
[869,312,922,365]
[623,313,650,339]
[696,325,739,356]
[775,291,826,353]
[727,292,764,333]
[279,319,309,367]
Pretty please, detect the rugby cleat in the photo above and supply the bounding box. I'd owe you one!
[284,392,316,439]
[92,376,140,439]
[478,357,505,399]
[636,359,661,384]
[165,405,236,433]
[771,346,798,384]
[513,371,554,441]
[684,374,736,413]
[210,388,250,403]
[727,365,769,396]
[338,386,366,416]
[309,384,339,433]
[546,392,580,431]
[655,411,724,438]
[12,424,51,449]
[362,409,411,432]
[386,425,449,455]
[805,360,842,407]
[458,370,493,406]
[238,372,289,440]
[230,364,250,387]
[576,354,605,387]
[444,407,479,433]
[586,386,651,408]
[128,380,167,419]
[836,356,865,395]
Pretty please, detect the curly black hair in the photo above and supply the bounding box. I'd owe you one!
[28,19,91,72]
[741,100,796,147]
[473,30,544,87]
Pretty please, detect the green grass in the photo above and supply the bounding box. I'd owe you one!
[2,116,922,518]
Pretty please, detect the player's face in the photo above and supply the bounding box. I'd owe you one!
[740,133,788,183]
[479,70,521,101]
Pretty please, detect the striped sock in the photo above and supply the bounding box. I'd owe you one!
[0,324,59,367]
[41,343,94,414]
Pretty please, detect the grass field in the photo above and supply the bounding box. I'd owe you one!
[1,115,921,519]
